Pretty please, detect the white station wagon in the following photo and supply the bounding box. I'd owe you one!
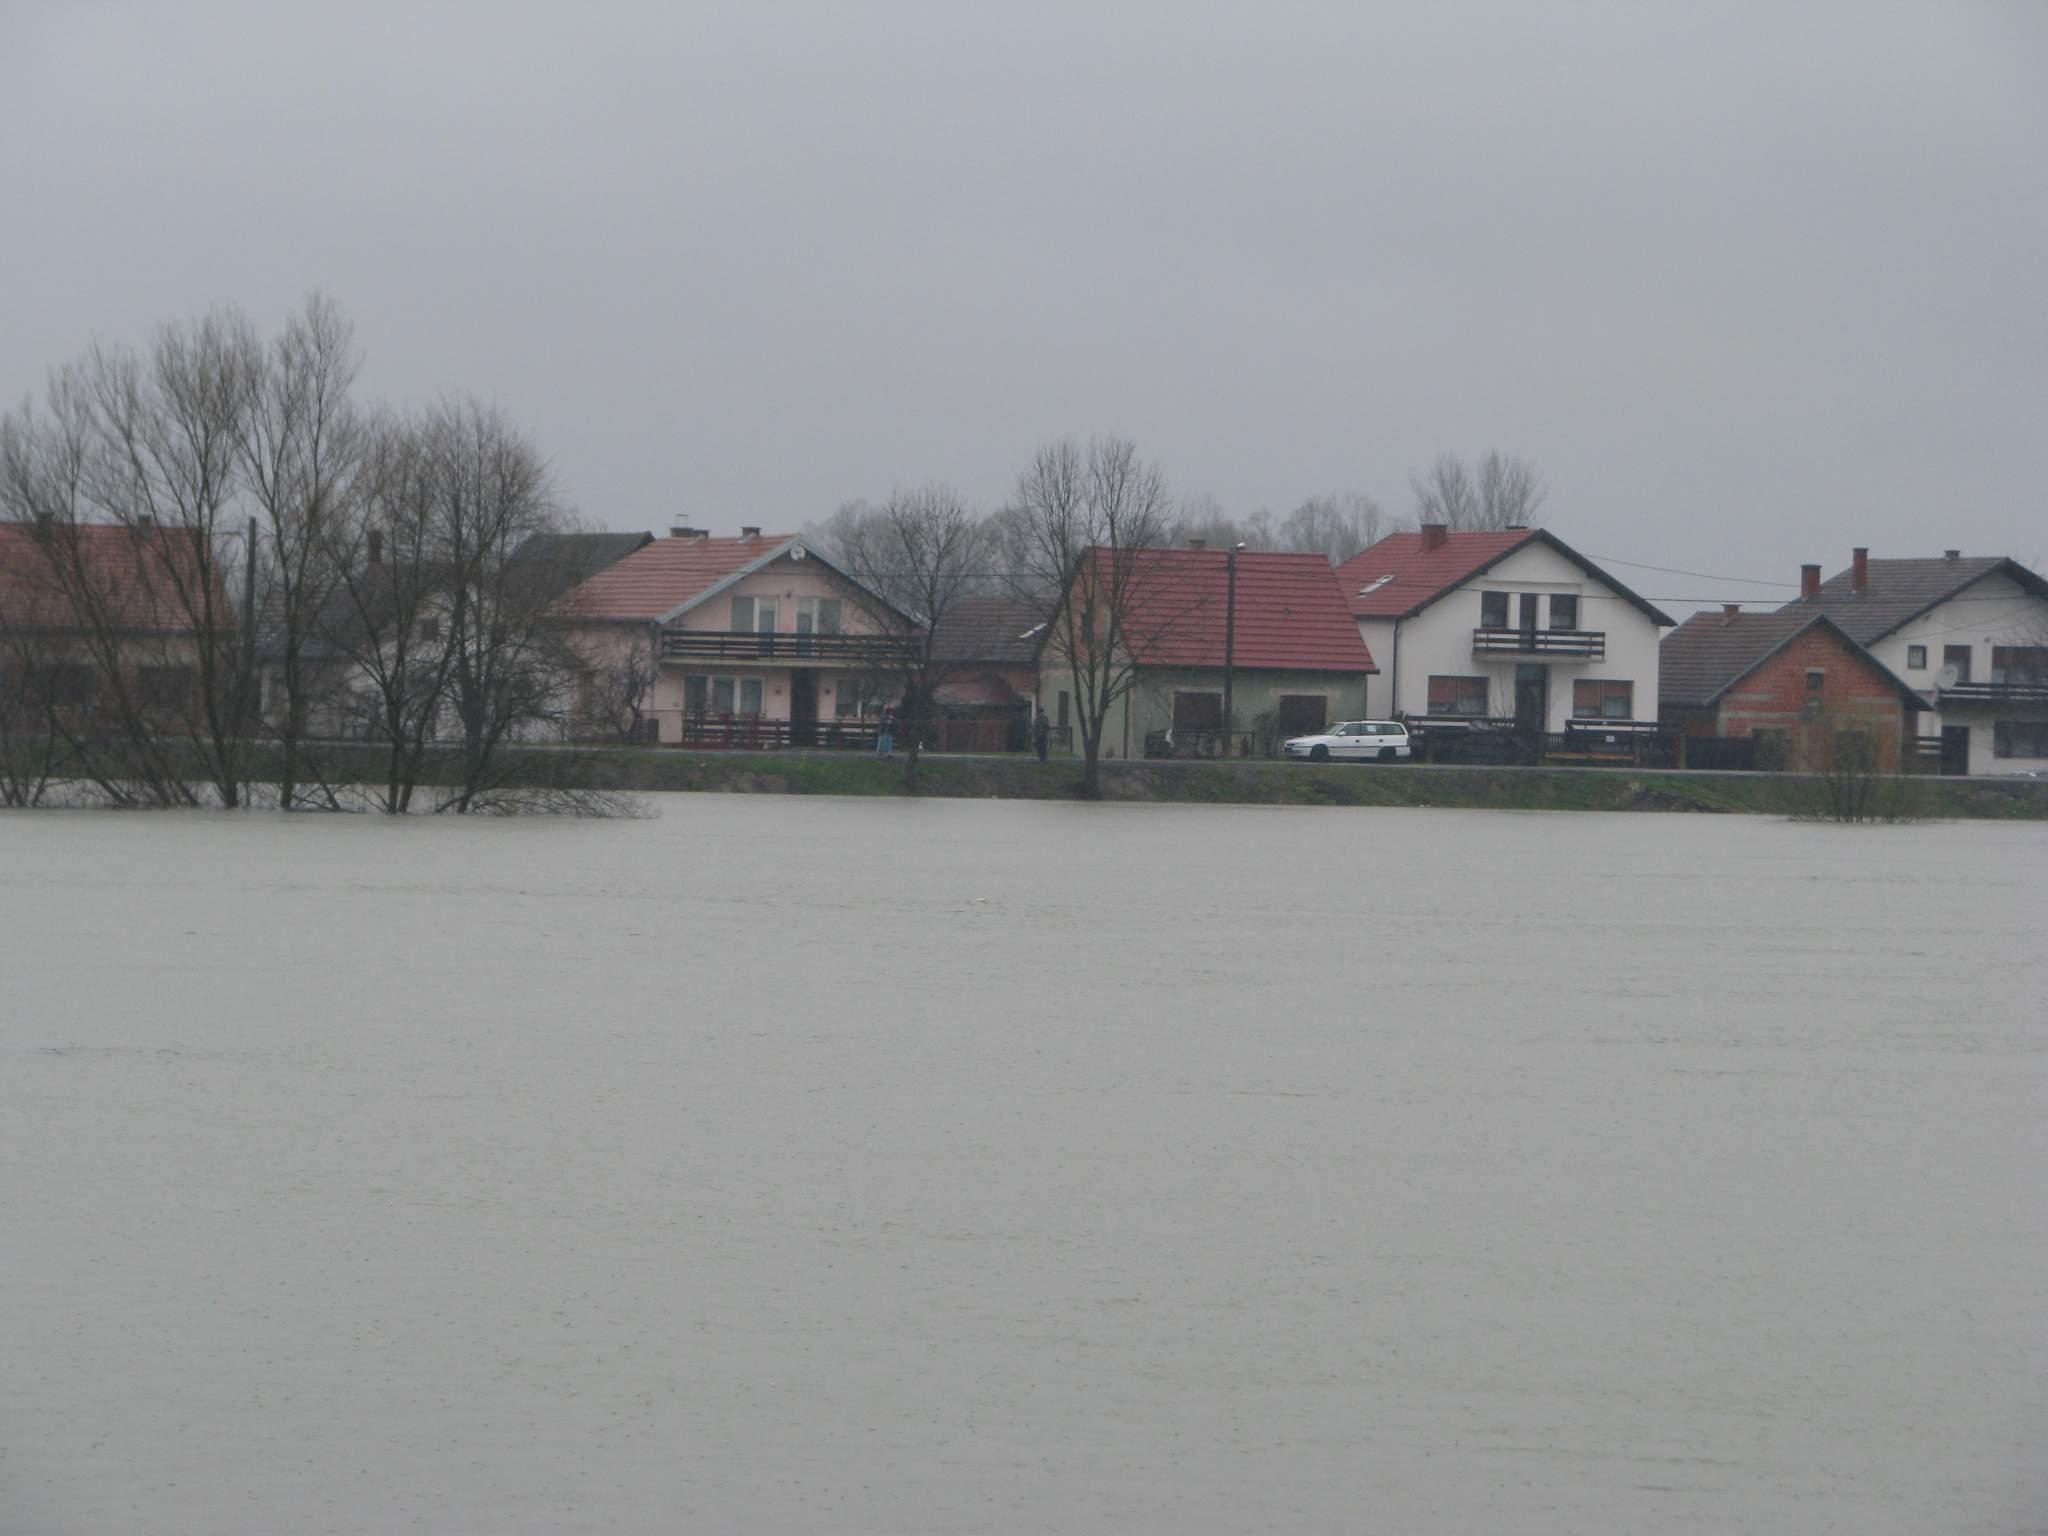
[1282,720,1412,763]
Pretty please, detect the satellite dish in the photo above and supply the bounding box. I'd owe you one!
[789,544,807,561]
[1935,664,1960,689]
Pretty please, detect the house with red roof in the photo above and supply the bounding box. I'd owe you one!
[556,524,915,745]
[1331,524,1674,736]
[1035,542,1377,759]
[0,518,229,727]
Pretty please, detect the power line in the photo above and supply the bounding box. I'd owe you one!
[1583,553,1797,588]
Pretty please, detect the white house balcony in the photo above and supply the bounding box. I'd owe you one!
[1471,626,1606,659]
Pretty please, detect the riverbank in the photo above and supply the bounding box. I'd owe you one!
[447,745,2048,818]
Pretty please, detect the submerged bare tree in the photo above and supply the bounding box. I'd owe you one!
[1008,434,1176,798]
[1411,451,1547,532]
[236,293,365,809]
[831,484,988,788]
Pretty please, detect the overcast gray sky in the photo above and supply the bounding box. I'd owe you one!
[3,2,2043,609]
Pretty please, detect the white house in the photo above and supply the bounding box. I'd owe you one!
[1780,548,2048,776]
[1332,525,1675,733]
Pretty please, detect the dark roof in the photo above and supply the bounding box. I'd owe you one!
[511,531,655,586]
[1782,556,2048,644]
[1659,610,1925,711]
[1332,527,1676,627]
[929,596,1052,665]
[1082,547,1376,673]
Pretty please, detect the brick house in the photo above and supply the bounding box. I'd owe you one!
[1778,548,2048,776]
[1659,608,1926,770]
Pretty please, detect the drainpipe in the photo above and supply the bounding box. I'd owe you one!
[1389,619,1402,718]
[1223,543,1242,753]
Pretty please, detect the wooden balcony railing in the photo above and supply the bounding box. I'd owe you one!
[1472,627,1605,658]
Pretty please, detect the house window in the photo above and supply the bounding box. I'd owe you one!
[1550,595,1578,631]
[1427,675,1489,717]
[1172,691,1223,733]
[136,666,195,713]
[1906,645,1927,670]
[1806,669,1825,692]
[1991,646,2048,684]
[1994,721,2048,758]
[1572,679,1633,720]
[1942,645,1972,682]
[1479,591,1508,629]
[34,663,97,708]
[1276,694,1328,735]
[797,597,843,635]
[694,675,766,716]
[731,596,778,633]
[834,676,879,718]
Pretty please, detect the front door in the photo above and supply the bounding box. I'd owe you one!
[789,671,818,747]
[1514,664,1547,740]
[1940,724,1970,776]
[1518,593,1540,651]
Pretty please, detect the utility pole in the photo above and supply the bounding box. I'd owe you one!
[241,517,258,716]
[1222,542,1243,757]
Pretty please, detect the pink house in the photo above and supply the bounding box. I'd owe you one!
[558,525,914,746]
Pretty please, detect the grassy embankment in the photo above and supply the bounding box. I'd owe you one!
[366,744,2048,818]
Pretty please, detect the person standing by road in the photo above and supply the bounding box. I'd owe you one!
[1033,709,1050,763]
[876,705,896,759]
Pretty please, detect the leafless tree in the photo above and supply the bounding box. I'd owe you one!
[1411,450,1547,532]
[1008,434,1176,798]
[574,637,660,744]
[236,293,365,809]
[1785,709,1929,824]
[1278,492,1387,564]
[830,483,989,788]
[319,415,452,813]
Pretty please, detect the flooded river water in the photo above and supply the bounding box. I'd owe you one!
[3,797,2043,1533]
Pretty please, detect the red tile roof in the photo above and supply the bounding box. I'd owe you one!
[558,533,792,621]
[1096,547,1376,673]
[0,520,221,633]
[1333,529,1539,618]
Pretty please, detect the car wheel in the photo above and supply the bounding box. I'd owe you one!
[1310,744,1329,762]
[1377,746,1395,762]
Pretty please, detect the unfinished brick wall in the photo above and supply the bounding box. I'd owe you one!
[1715,627,1910,769]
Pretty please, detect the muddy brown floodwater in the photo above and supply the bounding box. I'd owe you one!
[3,797,2043,1534]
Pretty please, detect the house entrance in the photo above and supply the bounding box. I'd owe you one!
[1514,664,1547,739]
[1939,724,1970,776]
[789,672,818,747]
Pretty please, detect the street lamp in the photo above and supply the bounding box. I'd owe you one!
[1222,541,1245,756]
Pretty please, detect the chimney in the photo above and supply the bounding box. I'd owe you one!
[1851,547,1869,594]
[1944,548,1961,561]
[1187,537,1206,550]
[1420,522,1449,551]
[1800,563,1821,600]
[670,524,695,539]
[740,525,761,538]
[367,527,383,567]
[1722,603,1741,617]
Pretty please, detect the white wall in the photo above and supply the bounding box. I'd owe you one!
[1356,540,1665,730]
[1863,570,2048,775]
